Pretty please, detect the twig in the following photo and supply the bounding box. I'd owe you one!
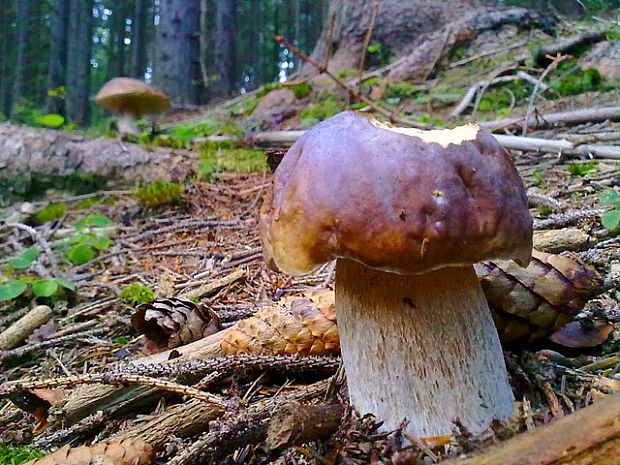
[522,54,568,135]
[0,305,53,350]
[274,35,427,129]
[449,39,529,68]
[357,2,379,96]
[2,373,227,407]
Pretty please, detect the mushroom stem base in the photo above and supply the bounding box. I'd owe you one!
[117,113,139,136]
[335,259,514,437]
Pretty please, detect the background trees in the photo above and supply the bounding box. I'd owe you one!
[0,0,617,126]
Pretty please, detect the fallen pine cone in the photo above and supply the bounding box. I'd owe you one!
[475,250,604,344]
[132,298,222,352]
[24,438,153,465]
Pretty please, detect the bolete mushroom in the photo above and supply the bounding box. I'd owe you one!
[260,111,533,436]
[95,77,170,136]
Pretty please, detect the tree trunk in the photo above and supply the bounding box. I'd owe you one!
[154,0,201,104]
[302,0,490,76]
[130,0,148,78]
[0,124,198,197]
[112,0,127,77]
[211,0,237,99]
[0,2,14,116]
[45,0,70,114]
[65,0,93,126]
[11,0,30,112]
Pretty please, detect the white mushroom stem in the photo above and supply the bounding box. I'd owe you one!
[336,259,514,437]
[116,113,140,136]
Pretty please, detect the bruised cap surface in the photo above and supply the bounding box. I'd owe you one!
[260,111,532,276]
[95,77,170,116]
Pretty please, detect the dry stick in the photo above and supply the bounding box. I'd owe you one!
[0,305,52,350]
[522,54,568,135]
[1,373,227,407]
[357,1,379,97]
[177,268,246,300]
[265,402,345,453]
[442,391,620,465]
[534,29,607,63]
[0,328,107,362]
[449,39,529,68]
[273,35,427,130]
[168,379,332,465]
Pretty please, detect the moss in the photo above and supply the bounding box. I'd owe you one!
[300,95,342,123]
[337,69,357,79]
[290,82,312,99]
[135,181,185,209]
[385,82,421,99]
[549,64,615,97]
[119,283,155,306]
[567,161,598,177]
[415,114,445,127]
[256,82,281,98]
[0,445,44,465]
[199,147,267,180]
[29,203,67,225]
[1,172,108,202]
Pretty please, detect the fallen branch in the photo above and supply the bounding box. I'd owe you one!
[0,305,52,350]
[443,392,620,465]
[534,29,608,63]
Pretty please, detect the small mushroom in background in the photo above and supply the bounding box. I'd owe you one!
[260,111,533,437]
[95,77,170,137]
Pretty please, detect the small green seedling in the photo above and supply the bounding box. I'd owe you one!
[600,189,620,231]
[532,170,545,187]
[66,214,114,265]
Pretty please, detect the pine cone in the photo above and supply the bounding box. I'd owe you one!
[24,438,153,465]
[475,250,604,343]
[132,299,222,351]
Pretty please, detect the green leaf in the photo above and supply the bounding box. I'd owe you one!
[9,247,40,269]
[32,279,59,297]
[54,277,76,292]
[67,244,96,265]
[34,113,65,128]
[0,280,28,301]
[600,189,620,206]
[601,210,620,231]
[75,214,112,230]
[367,43,381,53]
[91,237,111,251]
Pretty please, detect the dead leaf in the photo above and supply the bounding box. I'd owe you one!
[549,320,613,348]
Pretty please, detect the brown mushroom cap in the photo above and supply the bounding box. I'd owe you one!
[260,111,533,276]
[95,77,170,116]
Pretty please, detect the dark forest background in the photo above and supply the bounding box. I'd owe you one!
[0,0,618,128]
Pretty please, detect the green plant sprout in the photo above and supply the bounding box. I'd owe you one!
[600,189,620,231]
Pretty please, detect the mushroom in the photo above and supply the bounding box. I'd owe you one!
[260,111,533,437]
[95,77,170,136]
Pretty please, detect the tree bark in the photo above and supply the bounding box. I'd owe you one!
[65,0,93,126]
[130,0,148,78]
[45,0,70,114]
[0,123,198,195]
[11,0,30,112]
[443,392,620,465]
[303,0,491,76]
[154,0,202,104]
[211,0,237,99]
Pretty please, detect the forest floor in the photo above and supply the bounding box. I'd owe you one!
[1,10,620,465]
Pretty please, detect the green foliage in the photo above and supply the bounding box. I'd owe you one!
[256,83,281,98]
[199,148,267,180]
[0,279,29,302]
[385,82,421,99]
[114,336,130,346]
[119,283,155,306]
[299,95,342,123]
[550,65,608,96]
[415,114,445,127]
[162,120,242,148]
[337,69,356,79]
[0,445,44,465]
[290,82,312,99]
[64,214,114,265]
[34,113,65,128]
[537,205,552,216]
[567,161,598,176]
[532,170,545,187]
[600,188,620,231]
[9,247,40,270]
[29,203,67,225]
[135,181,185,209]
